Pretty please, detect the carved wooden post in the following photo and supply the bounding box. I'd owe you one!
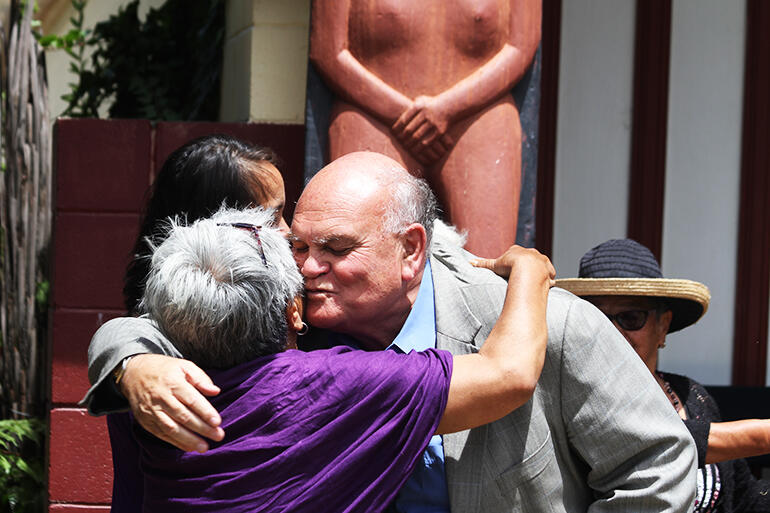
[0,2,52,420]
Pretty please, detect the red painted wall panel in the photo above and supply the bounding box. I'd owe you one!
[51,213,140,310]
[49,409,113,504]
[51,309,124,405]
[55,119,152,213]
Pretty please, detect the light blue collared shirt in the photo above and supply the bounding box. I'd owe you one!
[387,261,450,513]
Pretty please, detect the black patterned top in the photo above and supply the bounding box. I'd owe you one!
[661,372,770,513]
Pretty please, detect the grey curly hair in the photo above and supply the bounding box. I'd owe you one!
[141,207,303,368]
[380,166,440,248]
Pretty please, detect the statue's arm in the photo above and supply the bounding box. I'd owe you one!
[309,0,411,124]
[437,0,541,122]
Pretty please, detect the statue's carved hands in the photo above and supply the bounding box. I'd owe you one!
[392,95,456,165]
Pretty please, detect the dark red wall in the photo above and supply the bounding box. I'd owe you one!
[48,118,304,510]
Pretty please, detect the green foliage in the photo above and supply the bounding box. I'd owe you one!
[51,0,224,120]
[0,419,45,513]
[34,280,49,309]
[36,0,91,114]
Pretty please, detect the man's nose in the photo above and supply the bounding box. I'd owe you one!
[300,251,329,278]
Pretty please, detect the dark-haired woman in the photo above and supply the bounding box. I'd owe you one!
[123,134,289,314]
[110,134,289,511]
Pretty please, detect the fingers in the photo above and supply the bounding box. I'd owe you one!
[470,258,497,271]
[469,257,510,279]
[515,250,556,289]
[158,388,225,443]
[133,381,224,451]
[135,406,211,453]
[409,132,450,165]
[180,360,222,419]
[470,246,555,282]
[405,111,427,135]
[413,133,454,164]
[547,260,556,280]
[392,104,420,135]
[529,249,556,281]
[396,108,436,141]
[121,354,226,451]
[413,122,437,143]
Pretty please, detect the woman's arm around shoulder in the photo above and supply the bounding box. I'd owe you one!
[437,245,554,434]
[85,315,224,453]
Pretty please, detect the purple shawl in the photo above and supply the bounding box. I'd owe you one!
[133,346,452,512]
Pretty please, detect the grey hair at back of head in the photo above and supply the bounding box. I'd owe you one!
[381,167,440,247]
[141,207,303,369]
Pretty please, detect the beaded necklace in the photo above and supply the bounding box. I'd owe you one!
[656,371,681,411]
[656,372,721,512]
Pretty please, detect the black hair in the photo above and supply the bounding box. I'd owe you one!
[123,134,279,314]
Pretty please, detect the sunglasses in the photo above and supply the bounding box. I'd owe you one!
[604,309,656,331]
[217,222,268,266]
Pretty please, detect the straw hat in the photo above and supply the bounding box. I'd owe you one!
[556,239,711,333]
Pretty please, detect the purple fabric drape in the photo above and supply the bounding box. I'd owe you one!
[130,346,452,513]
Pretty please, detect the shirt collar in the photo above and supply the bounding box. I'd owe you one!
[388,260,436,353]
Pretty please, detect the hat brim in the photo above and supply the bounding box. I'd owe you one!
[555,278,711,333]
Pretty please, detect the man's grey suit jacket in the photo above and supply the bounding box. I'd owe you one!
[429,234,696,512]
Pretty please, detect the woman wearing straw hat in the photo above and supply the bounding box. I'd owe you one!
[555,238,770,513]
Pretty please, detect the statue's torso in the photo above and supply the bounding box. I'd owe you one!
[347,0,511,96]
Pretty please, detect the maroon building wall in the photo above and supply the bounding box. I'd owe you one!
[48,118,304,511]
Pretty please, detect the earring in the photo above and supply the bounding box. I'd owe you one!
[659,341,666,348]
[297,322,309,336]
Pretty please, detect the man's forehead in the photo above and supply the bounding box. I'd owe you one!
[294,194,388,234]
[290,207,365,238]
[298,160,394,209]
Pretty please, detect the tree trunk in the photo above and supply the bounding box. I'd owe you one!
[0,2,52,420]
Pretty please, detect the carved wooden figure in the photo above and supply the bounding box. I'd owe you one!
[310,0,541,257]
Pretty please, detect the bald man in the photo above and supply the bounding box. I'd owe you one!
[85,152,696,512]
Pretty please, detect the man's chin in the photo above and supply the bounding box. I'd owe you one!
[305,307,343,331]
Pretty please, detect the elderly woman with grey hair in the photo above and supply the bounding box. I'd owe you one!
[107,205,554,513]
[141,207,305,369]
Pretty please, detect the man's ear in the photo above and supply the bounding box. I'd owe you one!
[400,223,427,282]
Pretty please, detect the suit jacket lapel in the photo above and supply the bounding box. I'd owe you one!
[430,255,488,512]
[431,254,483,347]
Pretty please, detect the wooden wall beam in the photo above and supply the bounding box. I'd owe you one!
[732,0,770,386]
[626,0,672,262]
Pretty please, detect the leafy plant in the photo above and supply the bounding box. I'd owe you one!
[0,419,46,513]
[36,0,91,115]
[44,0,224,120]
[34,280,49,309]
